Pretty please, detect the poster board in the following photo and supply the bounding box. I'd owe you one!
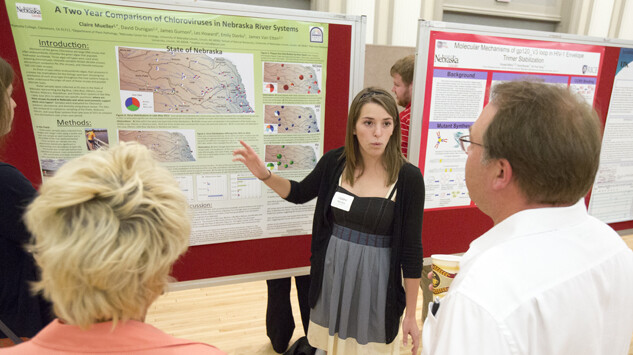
[409,21,633,257]
[1,0,366,285]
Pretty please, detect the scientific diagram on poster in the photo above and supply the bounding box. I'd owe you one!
[265,144,319,171]
[119,129,196,162]
[419,32,604,210]
[40,158,68,179]
[263,62,322,94]
[118,47,255,114]
[2,0,358,249]
[589,48,633,223]
[264,104,320,134]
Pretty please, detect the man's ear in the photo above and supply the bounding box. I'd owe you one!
[491,158,513,191]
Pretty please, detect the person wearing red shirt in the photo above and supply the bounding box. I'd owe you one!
[390,55,414,158]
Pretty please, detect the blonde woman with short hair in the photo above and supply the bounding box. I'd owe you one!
[1,142,225,354]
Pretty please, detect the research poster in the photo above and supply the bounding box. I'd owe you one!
[588,48,633,223]
[419,32,604,210]
[6,0,328,245]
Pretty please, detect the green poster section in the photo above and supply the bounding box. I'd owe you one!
[2,0,355,281]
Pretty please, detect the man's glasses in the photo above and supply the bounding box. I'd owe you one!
[458,135,483,154]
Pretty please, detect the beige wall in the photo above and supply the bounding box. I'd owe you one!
[311,0,633,46]
[364,44,415,111]
[439,0,564,21]
[230,0,633,45]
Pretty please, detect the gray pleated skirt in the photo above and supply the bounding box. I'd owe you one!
[307,224,398,354]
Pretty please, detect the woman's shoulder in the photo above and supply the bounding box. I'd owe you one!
[323,146,345,159]
[317,147,345,166]
[0,162,31,183]
[399,162,423,179]
[0,161,16,170]
[0,162,23,174]
[397,163,425,195]
[0,162,36,194]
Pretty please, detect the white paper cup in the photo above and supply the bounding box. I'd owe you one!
[431,254,461,299]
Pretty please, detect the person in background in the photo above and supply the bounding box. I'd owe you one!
[391,54,433,326]
[86,129,96,150]
[422,80,633,354]
[234,87,425,355]
[265,275,310,353]
[0,57,53,343]
[390,54,414,158]
[1,142,225,354]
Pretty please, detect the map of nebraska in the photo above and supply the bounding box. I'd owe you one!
[263,62,321,94]
[265,144,318,170]
[119,130,195,162]
[265,105,320,134]
[118,47,254,114]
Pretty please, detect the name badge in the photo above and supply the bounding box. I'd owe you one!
[331,191,354,212]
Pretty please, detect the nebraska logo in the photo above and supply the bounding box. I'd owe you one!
[310,27,323,43]
[435,54,459,64]
[582,64,598,74]
[16,3,42,20]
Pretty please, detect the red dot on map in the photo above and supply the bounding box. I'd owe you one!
[283,85,289,90]
[318,90,321,93]
[299,75,304,80]
[277,77,280,80]
[281,64,284,67]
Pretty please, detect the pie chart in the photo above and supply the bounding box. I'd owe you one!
[125,97,140,111]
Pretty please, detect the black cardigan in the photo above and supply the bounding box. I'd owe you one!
[285,147,425,343]
[0,163,53,337]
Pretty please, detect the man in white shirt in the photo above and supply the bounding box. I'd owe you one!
[422,81,633,355]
